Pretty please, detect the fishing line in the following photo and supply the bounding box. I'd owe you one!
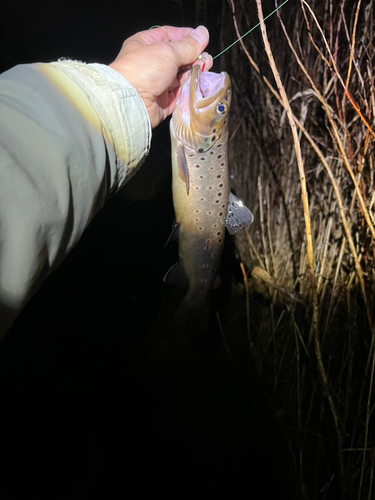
[149,0,289,69]
[149,25,172,41]
[212,0,289,60]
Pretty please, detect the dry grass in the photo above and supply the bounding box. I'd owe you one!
[217,0,375,497]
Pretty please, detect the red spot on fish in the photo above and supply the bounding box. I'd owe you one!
[196,210,199,213]
[200,176,203,179]
[195,218,198,221]
[209,186,212,190]
[212,253,217,257]
[206,239,210,243]
[201,278,207,283]
[208,211,211,215]
[213,224,217,227]
[200,198,204,201]
[205,246,209,250]
[199,227,202,230]
[196,187,199,190]
[203,264,208,268]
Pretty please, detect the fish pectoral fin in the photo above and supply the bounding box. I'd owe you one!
[224,192,254,235]
[177,144,189,196]
[163,261,188,288]
[164,220,180,248]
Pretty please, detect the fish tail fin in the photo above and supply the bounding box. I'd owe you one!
[174,296,210,332]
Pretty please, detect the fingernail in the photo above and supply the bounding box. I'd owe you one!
[190,26,209,43]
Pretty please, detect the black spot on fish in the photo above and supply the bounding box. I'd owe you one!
[215,200,219,203]
[217,144,222,147]
[219,183,223,187]
[198,148,203,153]
[211,136,216,142]
[218,193,222,196]
[210,151,214,155]
[219,212,223,216]
[196,165,200,168]
[217,155,222,159]
[222,204,225,208]
[220,163,224,166]
[201,158,205,161]
[217,232,221,235]
[213,128,216,133]
[217,175,221,178]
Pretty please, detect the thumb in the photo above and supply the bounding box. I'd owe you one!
[173,26,210,67]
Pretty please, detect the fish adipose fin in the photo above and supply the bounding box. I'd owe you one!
[176,144,189,195]
[224,192,254,235]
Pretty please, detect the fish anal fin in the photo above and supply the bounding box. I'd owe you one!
[177,144,189,195]
[225,192,254,235]
[163,261,188,288]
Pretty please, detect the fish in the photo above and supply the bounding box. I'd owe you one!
[164,64,253,331]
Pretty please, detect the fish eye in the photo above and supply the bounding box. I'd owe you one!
[216,102,227,114]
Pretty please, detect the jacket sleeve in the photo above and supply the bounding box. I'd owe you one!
[0,60,152,340]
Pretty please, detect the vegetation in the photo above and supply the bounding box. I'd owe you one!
[214,0,375,497]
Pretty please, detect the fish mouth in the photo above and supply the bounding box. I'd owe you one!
[191,65,229,109]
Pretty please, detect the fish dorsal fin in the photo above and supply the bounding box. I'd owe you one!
[225,192,254,235]
[163,261,188,288]
[177,144,189,195]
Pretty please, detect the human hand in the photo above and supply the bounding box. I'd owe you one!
[109,26,213,129]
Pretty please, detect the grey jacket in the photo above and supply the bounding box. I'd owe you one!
[0,60,151,340]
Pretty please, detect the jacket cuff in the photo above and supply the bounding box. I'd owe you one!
[51,59,152,190]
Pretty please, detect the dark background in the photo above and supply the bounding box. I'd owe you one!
[0,1,294,497]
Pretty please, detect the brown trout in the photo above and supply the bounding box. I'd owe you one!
[165,65,253,331]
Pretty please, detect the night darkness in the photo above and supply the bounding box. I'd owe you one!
[0,1,294,498]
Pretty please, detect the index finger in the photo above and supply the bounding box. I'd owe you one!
[140,26,194,44]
